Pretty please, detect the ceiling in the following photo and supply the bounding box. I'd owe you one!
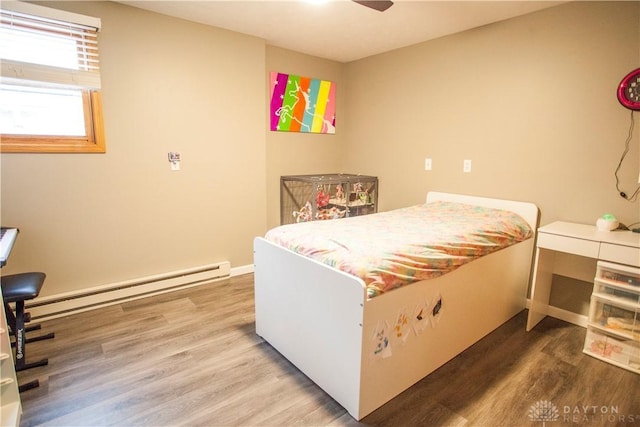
[118,0,566,63]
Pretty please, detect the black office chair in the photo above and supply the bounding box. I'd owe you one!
[2,272,54,392]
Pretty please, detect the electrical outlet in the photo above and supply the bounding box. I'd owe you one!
[463,159,472,173]
[425,158,432,171]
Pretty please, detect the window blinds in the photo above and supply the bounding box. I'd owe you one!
[0,1,101,89]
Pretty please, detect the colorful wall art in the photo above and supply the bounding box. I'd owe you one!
[270,71,336,134]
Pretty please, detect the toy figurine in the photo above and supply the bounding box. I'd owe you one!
[316,206,346,220]
[292,201,313,222]
[316,185,330,208]
[335,184,345,202]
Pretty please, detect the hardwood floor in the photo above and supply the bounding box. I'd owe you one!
[14,274,640,426]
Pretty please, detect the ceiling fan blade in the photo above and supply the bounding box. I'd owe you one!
[353,0,394,12]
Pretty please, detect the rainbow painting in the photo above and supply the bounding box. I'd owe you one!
[270,71,336,134]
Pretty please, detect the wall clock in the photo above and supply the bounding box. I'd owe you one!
[617,68,640,110]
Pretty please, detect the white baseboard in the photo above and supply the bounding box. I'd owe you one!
[26,262,233,321]
[525,298,588,328]
[546,305,588,328]
[231,263,254,277]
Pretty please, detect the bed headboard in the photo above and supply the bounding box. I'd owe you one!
[426,191,540,231]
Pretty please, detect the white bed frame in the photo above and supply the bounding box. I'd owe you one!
[253,192,539,420]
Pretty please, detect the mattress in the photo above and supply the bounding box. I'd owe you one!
[265,201,533,298]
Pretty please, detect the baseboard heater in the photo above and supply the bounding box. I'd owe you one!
[25,261,231,322]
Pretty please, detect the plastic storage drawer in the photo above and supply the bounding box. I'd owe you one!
[584,261,640,373]
[588,295,639,339]
[584,328,640,372]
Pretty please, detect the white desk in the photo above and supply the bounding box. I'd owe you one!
[526,221,640,331]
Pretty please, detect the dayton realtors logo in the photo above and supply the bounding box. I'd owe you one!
[528,400,559,426]
[529,400,639,425]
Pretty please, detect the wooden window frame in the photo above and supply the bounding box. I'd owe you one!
[0,2,104,154]
[0,90,105,154]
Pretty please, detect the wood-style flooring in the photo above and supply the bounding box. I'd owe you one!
[14,274,640,426]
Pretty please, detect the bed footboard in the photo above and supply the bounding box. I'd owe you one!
[254,237,367,417]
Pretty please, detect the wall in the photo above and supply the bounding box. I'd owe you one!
[344,1,640,228]
[343,1,640,316]
[265,47,345,229]
[0,1,266,297]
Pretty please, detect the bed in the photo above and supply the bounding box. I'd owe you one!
[253,192,539,420]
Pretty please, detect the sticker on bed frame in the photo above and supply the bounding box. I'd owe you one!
[430,292,444,327]
[412,298,432,336]
[371,320,392,359]
[392,308,411,344]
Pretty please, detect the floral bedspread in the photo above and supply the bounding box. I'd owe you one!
[265,201,533,299]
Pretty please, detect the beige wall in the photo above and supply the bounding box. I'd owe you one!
[344,1,640,229]
[0,1,266,297]
[1,1,638,310]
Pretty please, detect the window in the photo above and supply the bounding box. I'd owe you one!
[0,2,105,153]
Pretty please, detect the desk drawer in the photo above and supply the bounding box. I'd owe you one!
[600,244,640,268]
[537,233,600,258]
